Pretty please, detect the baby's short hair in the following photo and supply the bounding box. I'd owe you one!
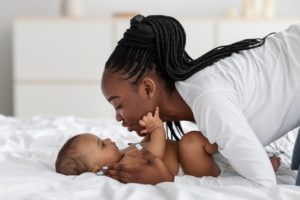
[55,134,89,175]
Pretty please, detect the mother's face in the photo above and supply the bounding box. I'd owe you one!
[101,70,157,136]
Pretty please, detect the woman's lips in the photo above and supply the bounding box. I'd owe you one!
[122,122,138,132]
[122,122,133,131]
[122,121,128,127]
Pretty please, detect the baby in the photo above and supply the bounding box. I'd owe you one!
[55,107,281,177]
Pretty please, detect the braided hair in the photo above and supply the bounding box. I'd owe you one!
[105,14,272,140]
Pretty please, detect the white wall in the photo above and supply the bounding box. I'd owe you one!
[1,0,300,116]
[0,0,59,116]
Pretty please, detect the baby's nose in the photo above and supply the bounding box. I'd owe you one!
[104,138,112,143]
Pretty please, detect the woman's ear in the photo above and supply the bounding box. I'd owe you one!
[139,77,156,98]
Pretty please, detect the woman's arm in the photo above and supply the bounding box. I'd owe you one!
[193,91,276,186]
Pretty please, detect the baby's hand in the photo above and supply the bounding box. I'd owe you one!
[139,107,163,135]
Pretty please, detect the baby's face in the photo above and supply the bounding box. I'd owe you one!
[76,133,123,171]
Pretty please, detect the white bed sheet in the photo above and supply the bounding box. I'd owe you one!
[0,115,299,200]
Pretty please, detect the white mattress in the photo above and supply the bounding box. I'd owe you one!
[0,115,299,200]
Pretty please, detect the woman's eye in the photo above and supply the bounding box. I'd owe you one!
[115,104,122,110]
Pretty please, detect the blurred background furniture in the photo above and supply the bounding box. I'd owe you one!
[13,17,300,118]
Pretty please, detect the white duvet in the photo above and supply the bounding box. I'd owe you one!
[0,115,299,200]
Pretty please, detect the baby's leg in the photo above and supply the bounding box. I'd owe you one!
[179,131,220,177]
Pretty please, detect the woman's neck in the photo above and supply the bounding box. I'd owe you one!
[158,88,195,122]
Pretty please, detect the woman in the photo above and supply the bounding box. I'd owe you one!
[101,14,300,186]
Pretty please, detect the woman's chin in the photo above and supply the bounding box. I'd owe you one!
[137,133,145,137]
[136,130,146,137]
[128,126,142,135]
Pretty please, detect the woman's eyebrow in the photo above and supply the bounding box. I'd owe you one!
[108,96,120,103]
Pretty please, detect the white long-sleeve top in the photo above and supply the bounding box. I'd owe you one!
[175,23,300,186]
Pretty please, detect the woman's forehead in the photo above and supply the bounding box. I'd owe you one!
[102,70,124,86]
[101,70,133,94]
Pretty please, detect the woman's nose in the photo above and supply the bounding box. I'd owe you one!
[115,112,123,122]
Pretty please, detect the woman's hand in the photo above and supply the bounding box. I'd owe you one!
[103,148,174,185]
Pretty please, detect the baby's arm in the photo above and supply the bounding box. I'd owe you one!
[139,107,166,159]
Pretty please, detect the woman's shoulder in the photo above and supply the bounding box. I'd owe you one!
[175,66,232,93]
[175,70,238,108]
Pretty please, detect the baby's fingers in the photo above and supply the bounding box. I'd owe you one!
[146,112,153,119]
[154,107,160,117]
[139,120,146,127]
[140,129,148,135]
[142,115,149,122]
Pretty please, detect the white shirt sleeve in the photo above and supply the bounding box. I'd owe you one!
[191,90,276,186]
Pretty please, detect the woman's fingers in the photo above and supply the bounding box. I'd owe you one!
[105,167,130,179]
[105,155,148,173]
[104,163,141,183]
[140,147,156,161]
[103,149,174,184]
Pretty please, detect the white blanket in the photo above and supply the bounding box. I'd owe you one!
[0,115,299,200]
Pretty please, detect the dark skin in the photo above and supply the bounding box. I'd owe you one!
[101,69,195,184]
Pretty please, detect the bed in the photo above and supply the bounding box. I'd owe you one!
[0,114,299,200]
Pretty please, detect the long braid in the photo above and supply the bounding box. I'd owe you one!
[105,14,274,140]
[147,15,272,81]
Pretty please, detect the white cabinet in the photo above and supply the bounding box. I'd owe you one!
[13,17,300,118]
[14,18,112,81]
[180,18,215,59]
[14,84,109,118]
[13,17,216,119]
[217,19,300,45]
[14,18,115,118]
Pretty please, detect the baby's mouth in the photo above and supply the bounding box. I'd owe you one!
[111,142,118,149]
